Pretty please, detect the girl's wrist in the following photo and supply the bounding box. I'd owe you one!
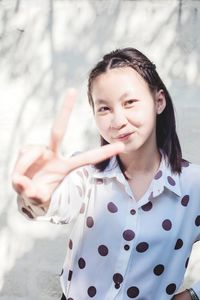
[172,289,195,300]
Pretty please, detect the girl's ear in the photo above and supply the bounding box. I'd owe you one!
[155,89,166,114]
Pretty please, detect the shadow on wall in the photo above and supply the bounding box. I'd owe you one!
[0,233,66,300]
[0,0,200,298]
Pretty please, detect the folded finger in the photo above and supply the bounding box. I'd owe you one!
[12,174,35,196]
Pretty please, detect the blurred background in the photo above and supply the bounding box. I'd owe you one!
[0,0,200,299]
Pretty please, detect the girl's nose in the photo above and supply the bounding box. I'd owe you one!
[110,110,128,130]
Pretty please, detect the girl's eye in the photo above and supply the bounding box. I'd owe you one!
[98,106,110,113]
[124,99,137,106]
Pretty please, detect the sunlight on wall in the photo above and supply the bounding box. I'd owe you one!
[0,0,200,299]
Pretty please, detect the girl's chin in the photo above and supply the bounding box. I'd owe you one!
[118,146,138,155]
[121,141,147,154]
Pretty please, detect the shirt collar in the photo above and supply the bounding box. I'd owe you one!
[152,151,181,198]
[92,150,181,198]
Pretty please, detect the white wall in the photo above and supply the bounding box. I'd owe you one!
[0,0,200,299]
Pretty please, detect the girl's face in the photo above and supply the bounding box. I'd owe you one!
[92,67,166,155]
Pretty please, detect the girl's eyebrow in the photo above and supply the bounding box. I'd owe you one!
[94,99,108,105]
[94,91,135,105]
[119,91,134,100]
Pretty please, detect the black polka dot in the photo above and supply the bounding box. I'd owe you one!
[136,242,149,253]
[67,298,73,300]
[80,202,85,214]
[141,201,153,211]
[22,207,34,219]
[154,170,162,180]
[185,257,189,268]
[174,239,183,250]
[181,195,189,207]
[78,257,86,269]
[167,176,176,186]
[88,286,97,297]
[96,178,103,184]
[107,202,118,213]
[153,264,164,276]
[87,216,94,228]
[98,245,108,256]
[76,185,83,197]
[195,215,200,226]
[69,239,73,250]
[162,219,172,231]
[130,209,136,215]
[181,160,189,167]
[127,286,140,298]
[113,273,123,284]
[68,270,73,281]
[166,283,176,295]
[123,230,135,241]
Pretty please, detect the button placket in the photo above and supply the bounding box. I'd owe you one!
[123,206,137,251]
[110,202,138,298]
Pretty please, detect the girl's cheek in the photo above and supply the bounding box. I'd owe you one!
[95,117,109,132]
[129,106,155,127]
[128,111,143,127]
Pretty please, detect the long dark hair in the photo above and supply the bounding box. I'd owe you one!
[87,48,183,174]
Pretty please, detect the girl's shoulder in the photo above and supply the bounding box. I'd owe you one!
[180,160,200,187]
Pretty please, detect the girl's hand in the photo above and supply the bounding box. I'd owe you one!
[12,89,124,206]
[172,290,191,300]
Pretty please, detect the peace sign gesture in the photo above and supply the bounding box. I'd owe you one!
[12,89,124,207]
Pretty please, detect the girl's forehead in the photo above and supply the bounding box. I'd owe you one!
[91,67,149,99]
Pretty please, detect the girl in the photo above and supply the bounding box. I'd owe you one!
[12,48,200,300]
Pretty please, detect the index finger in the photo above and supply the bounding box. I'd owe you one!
[49,88,76,153]
[67,142,125,172]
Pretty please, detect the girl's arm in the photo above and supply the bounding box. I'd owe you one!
[12,89,124,221]
[173,290,192,300]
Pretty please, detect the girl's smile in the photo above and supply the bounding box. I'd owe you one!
[113,131,135,142]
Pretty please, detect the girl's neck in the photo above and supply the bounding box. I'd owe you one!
[118,146,161,179]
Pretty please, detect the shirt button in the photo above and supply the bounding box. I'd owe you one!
[124,244,130,250]
[115,283,120,289]
[130,209,136,215]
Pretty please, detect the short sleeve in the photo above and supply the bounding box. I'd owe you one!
[17,194,49,220]
[18,166,89,224]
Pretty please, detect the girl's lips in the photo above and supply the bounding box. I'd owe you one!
[114,132,134,141]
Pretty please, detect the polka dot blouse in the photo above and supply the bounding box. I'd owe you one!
[18,152,200,299]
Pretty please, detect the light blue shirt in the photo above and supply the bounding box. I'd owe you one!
[18,152,200,299]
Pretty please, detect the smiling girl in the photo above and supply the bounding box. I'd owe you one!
[12,48,200,300]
